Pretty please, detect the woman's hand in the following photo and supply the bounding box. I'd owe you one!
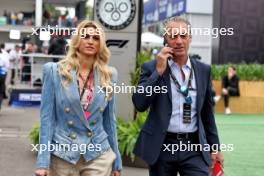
[111,170,121,176]
[35,169,48,176]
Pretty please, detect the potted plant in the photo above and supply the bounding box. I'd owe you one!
[117,111,148,168]
[116,50,151,167]
[130,50,152,119]
[29,122,39,145]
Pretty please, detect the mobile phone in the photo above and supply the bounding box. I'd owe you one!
[163,37,167,46]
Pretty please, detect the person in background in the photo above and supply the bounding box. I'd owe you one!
[11,12,17,25]
[222,66,240,115]
[0,48,10,109]
[9,45,21,85]
[48,36,67,62]
[0,43,10,99]
[17,12,24,25]
[21,42,34,82]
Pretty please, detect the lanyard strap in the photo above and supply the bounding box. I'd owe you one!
[78,70,93,101]
[168,66,193,95]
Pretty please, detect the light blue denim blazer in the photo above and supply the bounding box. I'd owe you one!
[36,62,122,171]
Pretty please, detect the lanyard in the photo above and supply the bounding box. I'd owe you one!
[78,70,93,101]
[168,64,194,105]
[168,65,194,94]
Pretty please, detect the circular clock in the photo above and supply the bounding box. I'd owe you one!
[95,0,136,30]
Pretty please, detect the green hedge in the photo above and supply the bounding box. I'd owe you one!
[211,64,264,81]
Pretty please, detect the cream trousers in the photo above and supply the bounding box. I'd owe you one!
[49,149,116,176]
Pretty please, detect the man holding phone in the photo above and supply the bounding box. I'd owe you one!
[132,17,224,176]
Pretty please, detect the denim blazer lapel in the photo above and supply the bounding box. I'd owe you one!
[63,68,92,129]
[63,67,105,127]
[86,67,102,115]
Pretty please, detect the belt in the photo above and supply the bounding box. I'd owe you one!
[166,131,198,140]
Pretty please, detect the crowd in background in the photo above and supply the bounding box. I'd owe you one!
[2,10,34,26]
[1,9,78,27]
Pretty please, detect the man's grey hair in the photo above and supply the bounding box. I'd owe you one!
[163,16,192,36]
[163,16,191,28]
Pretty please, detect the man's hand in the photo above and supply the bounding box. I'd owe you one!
[156,47,173,75]
[112,170,121,176]
[35,169,48,176]
[211,151,224,168]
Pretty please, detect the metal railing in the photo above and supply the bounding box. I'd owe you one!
[17,53,65,88]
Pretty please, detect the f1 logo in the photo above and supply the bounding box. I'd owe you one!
[106,40,129,48]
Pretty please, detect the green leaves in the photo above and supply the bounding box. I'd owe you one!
[29,122,40,145]
[117,112,147,161]
[211,64,264,81]
[130,51,151,86]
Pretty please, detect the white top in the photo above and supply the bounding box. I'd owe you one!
[0,53,10,75]
[9,49,19,69]
[0,49,10,69]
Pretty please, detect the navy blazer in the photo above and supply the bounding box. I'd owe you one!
[132,59,220,166]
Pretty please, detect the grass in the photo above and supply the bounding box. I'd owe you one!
[215,114,264,176]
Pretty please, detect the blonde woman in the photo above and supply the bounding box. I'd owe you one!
[35,20,121,176]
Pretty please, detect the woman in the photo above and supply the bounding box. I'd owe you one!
[35,20,122,176]
[222,65,240,114]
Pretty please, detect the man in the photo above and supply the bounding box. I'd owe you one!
[222,66,240,115]
[21,42,34,82]
[9,45,21,85]
[132,17,224,176]
[48,36,67,62]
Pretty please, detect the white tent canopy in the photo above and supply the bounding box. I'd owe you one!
[141,32,164,47]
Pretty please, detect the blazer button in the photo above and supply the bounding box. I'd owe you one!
[65,107,70,113]
[70,133,77,139]
[67,120,74,127]
[87,131,93,137]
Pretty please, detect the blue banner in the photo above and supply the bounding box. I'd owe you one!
[9,89,41,107]
[143,0,186,25]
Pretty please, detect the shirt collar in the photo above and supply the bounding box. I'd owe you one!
[168,57,191,70]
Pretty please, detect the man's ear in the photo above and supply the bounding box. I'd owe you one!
[163,37,169,46]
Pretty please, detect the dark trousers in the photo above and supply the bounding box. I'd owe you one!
[0,75,6,109]
[223,88,239,108]
[21,65,31,82]
[10,69,15,85]
[149,133,209,176]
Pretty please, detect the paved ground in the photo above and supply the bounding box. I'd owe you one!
[0,101,148,176]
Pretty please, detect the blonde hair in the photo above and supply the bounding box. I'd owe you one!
[58,20,113,98]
